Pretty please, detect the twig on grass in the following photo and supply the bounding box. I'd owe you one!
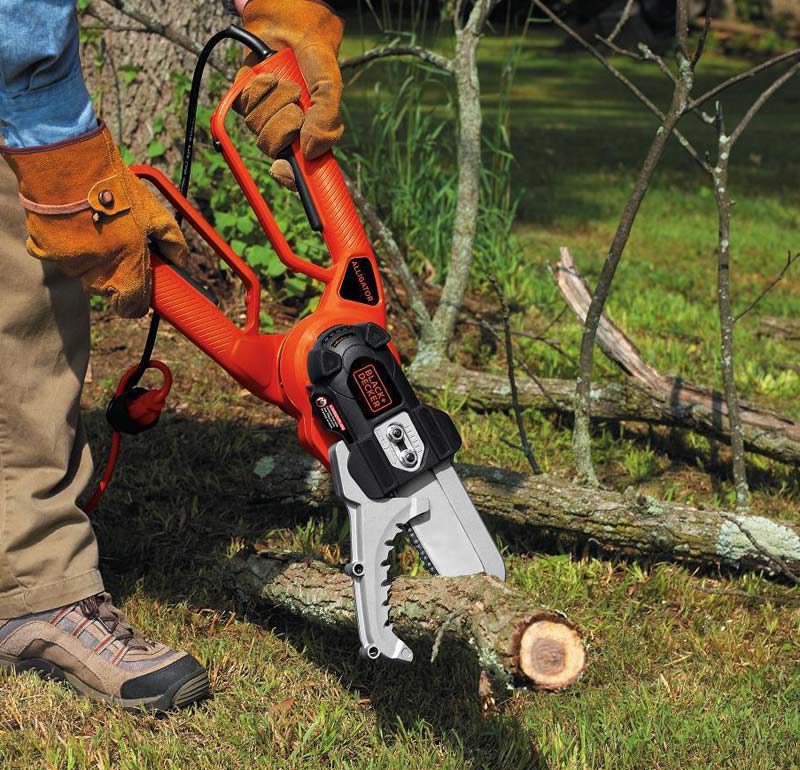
[734,251,800,324]
[490,277,542,474]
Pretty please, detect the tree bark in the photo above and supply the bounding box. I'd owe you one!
[413,0,499,368]
[228,548,586,690]
[79,1,230,157]
[249,453,800,576]
[410,363,800,466]
[713,125,750,509]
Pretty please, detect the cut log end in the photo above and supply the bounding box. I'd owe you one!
[515,616,586,690]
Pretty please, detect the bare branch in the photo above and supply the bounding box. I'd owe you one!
[340,45,454,74]
[688,49,800,112]
[361,0,385,33]
[81,23,152,33]
[637,43,678,85]
[734,251,800,323]
[712,102,750,510]
[468,0,502,34]
[343,173,434,338]
[606,0,636,44]
[462,317,576,364]
[691,14,712,70]
[531,0,711,175]
[730,60,800,146]
[466,317,565,409]
[595,35,645,62]
[490,277,542,474]
[596,35,715,126]
[99,0,209,62]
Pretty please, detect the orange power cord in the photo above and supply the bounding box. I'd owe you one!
[83,360,173,515]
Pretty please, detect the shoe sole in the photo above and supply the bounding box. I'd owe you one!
[0,652,210,712]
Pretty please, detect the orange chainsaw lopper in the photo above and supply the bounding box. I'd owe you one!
[88,25,505,663]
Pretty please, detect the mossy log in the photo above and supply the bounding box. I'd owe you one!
[252,454,800,577]
[228,549,586,691]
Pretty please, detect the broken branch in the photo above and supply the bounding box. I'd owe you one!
[228,549,586,690]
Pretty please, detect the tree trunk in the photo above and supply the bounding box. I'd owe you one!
[414,2,492,368]
[228,548,586,691]
[79,1,231,157]
[250,453,800,576]
[571,0,693,485]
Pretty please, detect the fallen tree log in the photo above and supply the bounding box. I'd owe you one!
[758,316,800,342]
[552,248,800,467]
[250,453,800,577]
[410,253,800,466]
[228,549,586,691]
[411,363,800,466]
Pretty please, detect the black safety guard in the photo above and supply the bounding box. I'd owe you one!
[308,323,462,499]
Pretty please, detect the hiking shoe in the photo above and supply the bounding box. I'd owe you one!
[0,593,209,711]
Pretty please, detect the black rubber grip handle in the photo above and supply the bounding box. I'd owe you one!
[164,259,220,306]
[277,147,324,233]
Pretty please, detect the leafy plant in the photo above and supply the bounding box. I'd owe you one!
[622,444,660,483]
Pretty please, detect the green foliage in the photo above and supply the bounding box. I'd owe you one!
[119,64,140,86]
[621,444,660,483]
[735,0,771,21]
[341,68,458,280]
[341,54,523,296]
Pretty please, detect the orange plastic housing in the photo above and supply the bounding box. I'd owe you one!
[133,50,389,467]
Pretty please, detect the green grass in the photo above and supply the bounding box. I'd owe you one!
[2,25,800,770]
[340,30,800,412]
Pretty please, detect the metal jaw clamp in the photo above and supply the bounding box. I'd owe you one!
[330,438,506,662]
[330,440,423,662]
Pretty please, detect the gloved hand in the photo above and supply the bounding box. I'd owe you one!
[0,123,188,318]
[238,0,345,190]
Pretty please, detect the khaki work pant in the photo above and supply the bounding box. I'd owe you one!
[0,162,104,618]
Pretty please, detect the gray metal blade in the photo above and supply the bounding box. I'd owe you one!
[330,441,423,662]
[330,441,505,663]
[397,462,505,580]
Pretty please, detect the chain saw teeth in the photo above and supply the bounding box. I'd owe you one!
[403,524,439,576]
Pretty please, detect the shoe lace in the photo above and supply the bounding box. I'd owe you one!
[78,593,149,651]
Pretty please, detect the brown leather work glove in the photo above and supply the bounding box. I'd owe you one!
[0,123,188,318]
[239,0,345,190]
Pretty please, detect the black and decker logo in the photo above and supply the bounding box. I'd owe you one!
[352,364,393,414]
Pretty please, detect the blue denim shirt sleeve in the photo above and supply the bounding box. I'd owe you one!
[0,0,98,148]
